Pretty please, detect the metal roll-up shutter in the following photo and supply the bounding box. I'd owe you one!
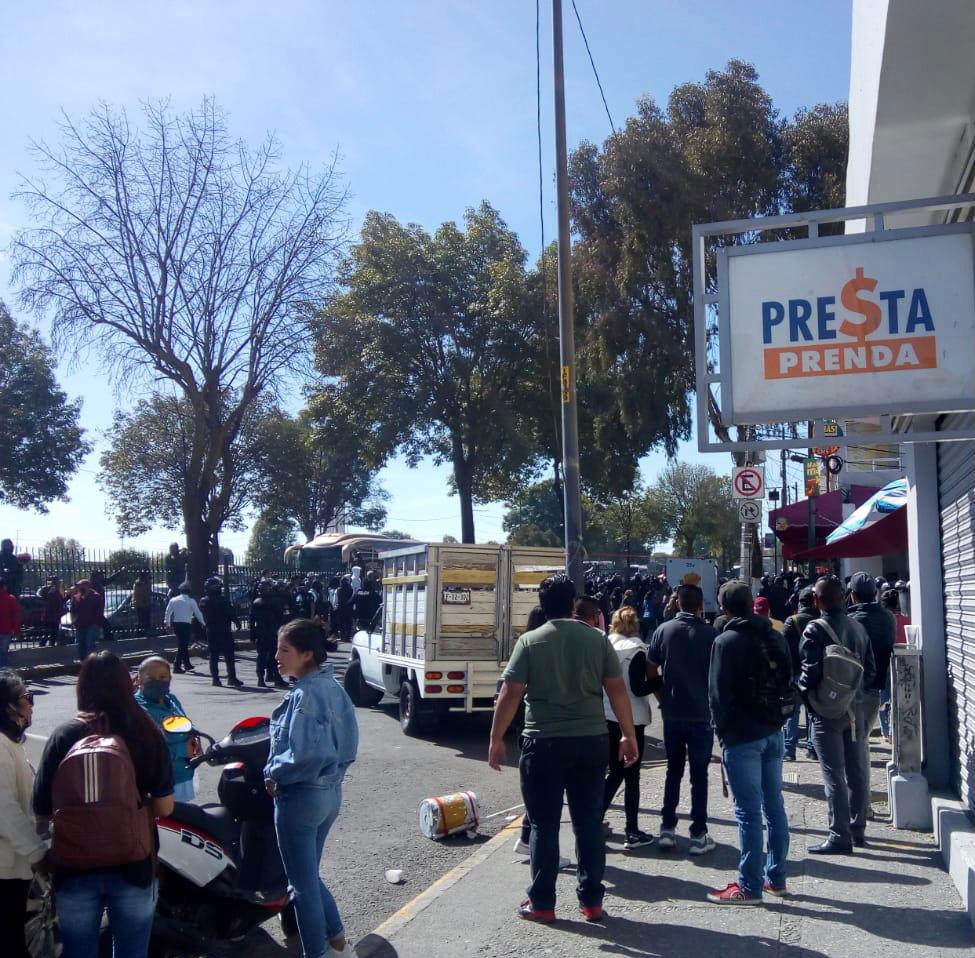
[938,412,975,811]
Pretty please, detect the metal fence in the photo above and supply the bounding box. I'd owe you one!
[12,548,293,649]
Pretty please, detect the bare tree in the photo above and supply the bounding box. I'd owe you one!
[12,99,348,589]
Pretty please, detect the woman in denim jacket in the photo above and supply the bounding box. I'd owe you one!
[264,619,359,958]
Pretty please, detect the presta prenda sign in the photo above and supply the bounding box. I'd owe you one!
[721,226,975,424]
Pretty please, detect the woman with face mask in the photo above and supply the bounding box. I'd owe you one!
[134,656,200,803]
[0,669,47,958]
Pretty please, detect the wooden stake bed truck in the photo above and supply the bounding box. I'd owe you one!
[344,543,565,735]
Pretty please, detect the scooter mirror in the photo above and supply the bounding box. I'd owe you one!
[162,715,194,734]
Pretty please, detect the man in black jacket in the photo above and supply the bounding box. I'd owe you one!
[782,587,816,760]
[648,584,717,854]
[200,577,243,688]
[249,581,287,689]
[799,577,876,853]
[706,581,791,904]
[847,570,896,840]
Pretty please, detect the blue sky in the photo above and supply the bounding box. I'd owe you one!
[0,0,852,556]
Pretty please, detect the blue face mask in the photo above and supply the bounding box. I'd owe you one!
[142,679,170,701]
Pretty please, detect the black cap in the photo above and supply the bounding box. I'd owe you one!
[849,571,877,600]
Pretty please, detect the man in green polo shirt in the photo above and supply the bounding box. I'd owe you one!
[489,574,638,924]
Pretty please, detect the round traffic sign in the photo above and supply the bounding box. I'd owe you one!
[738,499,762,523]
[733,467,764,499]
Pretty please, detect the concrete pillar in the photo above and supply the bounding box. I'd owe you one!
[904,437,951,790]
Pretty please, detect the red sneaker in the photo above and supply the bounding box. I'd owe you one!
[706,882,761,905]
[517,900,556,923]
[580,904,606,922]
[763,880,788,897]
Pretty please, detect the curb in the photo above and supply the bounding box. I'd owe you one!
[16,635,257,681]
[355,817,523,958]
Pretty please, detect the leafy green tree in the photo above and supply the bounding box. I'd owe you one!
[245,516,298,570]
[106,548,152,571]
[98,393,264,548]
[40,536,85,561]
[380,529,414,541]
[250,405,388,543]
[12,100,347,590]
[0,303,90,511]
[653,462,737,558]
[782,103,848,227]
[506,523,561,547]
[314,203,537,543]
[593,485,664,566]
[567,61,849,452]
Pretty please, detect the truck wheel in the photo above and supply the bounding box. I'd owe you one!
[344,659,383,708]
[399,679,424,736]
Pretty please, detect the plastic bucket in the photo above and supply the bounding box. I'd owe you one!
[418,790,480,839]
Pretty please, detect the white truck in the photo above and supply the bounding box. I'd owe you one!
[344,542,564,735]
[665,557,720,616]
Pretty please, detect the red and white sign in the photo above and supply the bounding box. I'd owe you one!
[732,467,765,500]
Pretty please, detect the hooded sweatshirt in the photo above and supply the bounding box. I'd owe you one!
[709,614,790,747]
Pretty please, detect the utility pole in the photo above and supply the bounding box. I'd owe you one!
[552,0,584,590]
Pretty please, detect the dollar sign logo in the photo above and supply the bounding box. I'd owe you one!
[839,266,881,342]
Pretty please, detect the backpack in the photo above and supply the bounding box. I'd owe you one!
[50,717,153,870]
[807,619,864,721]
[750,624,799,726]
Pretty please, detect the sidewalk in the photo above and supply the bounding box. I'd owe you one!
[356,735,975,958]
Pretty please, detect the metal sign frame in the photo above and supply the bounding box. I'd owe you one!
[693,193,975,453]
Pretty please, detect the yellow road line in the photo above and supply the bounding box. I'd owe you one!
[360,817,523,950]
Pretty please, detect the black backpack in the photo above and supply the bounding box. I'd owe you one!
[750,624,799,726]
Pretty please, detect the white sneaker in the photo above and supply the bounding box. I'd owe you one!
[688,833,716,856]
[657,828,677,850]
[512,838,571,869]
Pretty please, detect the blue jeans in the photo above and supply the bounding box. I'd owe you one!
[76,625,100,661]
[723,732,790,896]
[56,872,156,958]
[275,783,344,958]
[661,719,714,836]
[879,686,891,738]
[783,704,801,757]
[520,734,608,910]
[0,632,11,668]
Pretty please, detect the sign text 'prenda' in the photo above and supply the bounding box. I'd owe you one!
[760,267,937,379]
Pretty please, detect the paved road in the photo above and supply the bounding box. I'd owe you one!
[25,644,525,953]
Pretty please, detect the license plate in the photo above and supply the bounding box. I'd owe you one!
[443,589,471,605]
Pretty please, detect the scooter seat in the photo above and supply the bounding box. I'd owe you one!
[170,802,240,854]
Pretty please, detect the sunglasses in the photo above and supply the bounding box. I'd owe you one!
[21,690,34,705]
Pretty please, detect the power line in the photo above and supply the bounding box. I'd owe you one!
[570,0,617,136]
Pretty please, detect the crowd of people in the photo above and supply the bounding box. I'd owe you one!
[490,564,901,918]
[0,538,387,685]
[0,615,358,958]
[0,550,906,953]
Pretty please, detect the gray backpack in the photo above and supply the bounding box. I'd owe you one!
[807,618,863,721]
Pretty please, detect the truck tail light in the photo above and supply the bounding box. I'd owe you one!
[425,671,443,680]
[447,685,465,694]
[447,671,465,680]
[425,684,442,694]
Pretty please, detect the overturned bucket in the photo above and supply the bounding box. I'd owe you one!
[418,790,480,840]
